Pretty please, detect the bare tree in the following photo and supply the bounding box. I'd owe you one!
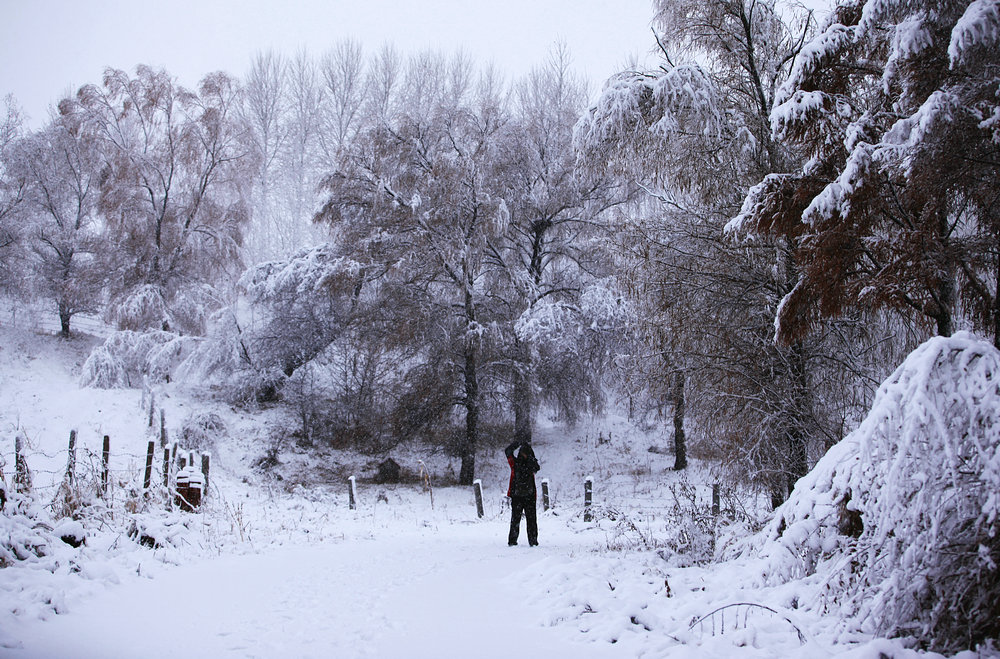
[241,50,288,261]
[319,39,368,167]
[366,43,403,125]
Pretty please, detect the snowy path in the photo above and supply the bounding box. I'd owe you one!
[5,522,617,659]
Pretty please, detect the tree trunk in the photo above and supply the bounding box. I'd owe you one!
[58,301,71,339]
[785,340,810,495]
[459,344,479,486]
[459,283,480,486]
[994,249,1000,350]
[786,429,808,497]
[672,369,687,470]
[933,206,955,337]
[512,340,533,444]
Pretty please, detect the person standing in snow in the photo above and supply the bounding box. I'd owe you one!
[505,438,540,546]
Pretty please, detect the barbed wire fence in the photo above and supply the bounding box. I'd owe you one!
[1,299,112,340]
[2,380,210,519]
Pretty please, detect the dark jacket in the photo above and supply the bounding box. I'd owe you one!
[505,442,540,498]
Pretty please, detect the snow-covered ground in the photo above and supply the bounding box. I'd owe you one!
[0,321,990,658]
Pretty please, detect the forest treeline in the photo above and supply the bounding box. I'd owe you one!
[0,0,996,500]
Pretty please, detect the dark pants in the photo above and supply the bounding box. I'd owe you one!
[508,496,538,545]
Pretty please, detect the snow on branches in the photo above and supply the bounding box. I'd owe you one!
[735,0,1000,343]
[949,0,1000,67]
[80,330,199,389]
[742,332,1000,651]
[238,243,363,305]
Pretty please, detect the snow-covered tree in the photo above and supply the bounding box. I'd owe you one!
[0,95,25,295]
[317,51,510,484]
[6,111,104,336]
[576,0,884,497]
[237,244,364,390]
[734,0,1000,345]
[497,44,622,439]
[68,66,250,334]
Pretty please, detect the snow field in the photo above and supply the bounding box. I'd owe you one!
[2,324,992,657]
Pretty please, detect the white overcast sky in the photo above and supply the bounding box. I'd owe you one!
[1,0,657,128]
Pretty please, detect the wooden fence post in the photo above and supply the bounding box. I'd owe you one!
[348,475,357,510]
[473,479,484,518]
[66,429,77,485]
[14,433,31,494]
[159,409,167,448]
[143,441,155,491]
[541,478,550,512]
[201,453,211,500]
[100,435,110,497]
[584,476,593,522]
[712,483,720,516]
[148,392,156,428]
[162,445,171,490]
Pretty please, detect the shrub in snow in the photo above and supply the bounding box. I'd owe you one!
[0,510,50,565]
[0,482,50,566]
[80,329,196,388]
[127,513,197,549]
[50,477,86,520]
[79,344,128,388]
[53,518,85,548]
[146,335,200,382]
[108,284,170,332]
[181,411,227,452]
[742,332,1000,651]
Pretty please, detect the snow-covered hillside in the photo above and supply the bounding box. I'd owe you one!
[0,323,994,658]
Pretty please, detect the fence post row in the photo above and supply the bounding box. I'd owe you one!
[584,476,593,522]
[473,479,484,518]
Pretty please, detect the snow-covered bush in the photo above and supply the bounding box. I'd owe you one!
[0,508,50,566]
[108,284,170,333]
[78,344,127,388]
[742,332,1000,651]
[180,411,228,453]
[146,334,200,383]
[1,458,49,567]
[127,513,197,549]
[80,329,196,388]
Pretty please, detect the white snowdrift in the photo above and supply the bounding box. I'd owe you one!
[742,332,1000,651]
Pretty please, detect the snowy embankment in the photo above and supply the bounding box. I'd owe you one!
[0,319,996,657]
